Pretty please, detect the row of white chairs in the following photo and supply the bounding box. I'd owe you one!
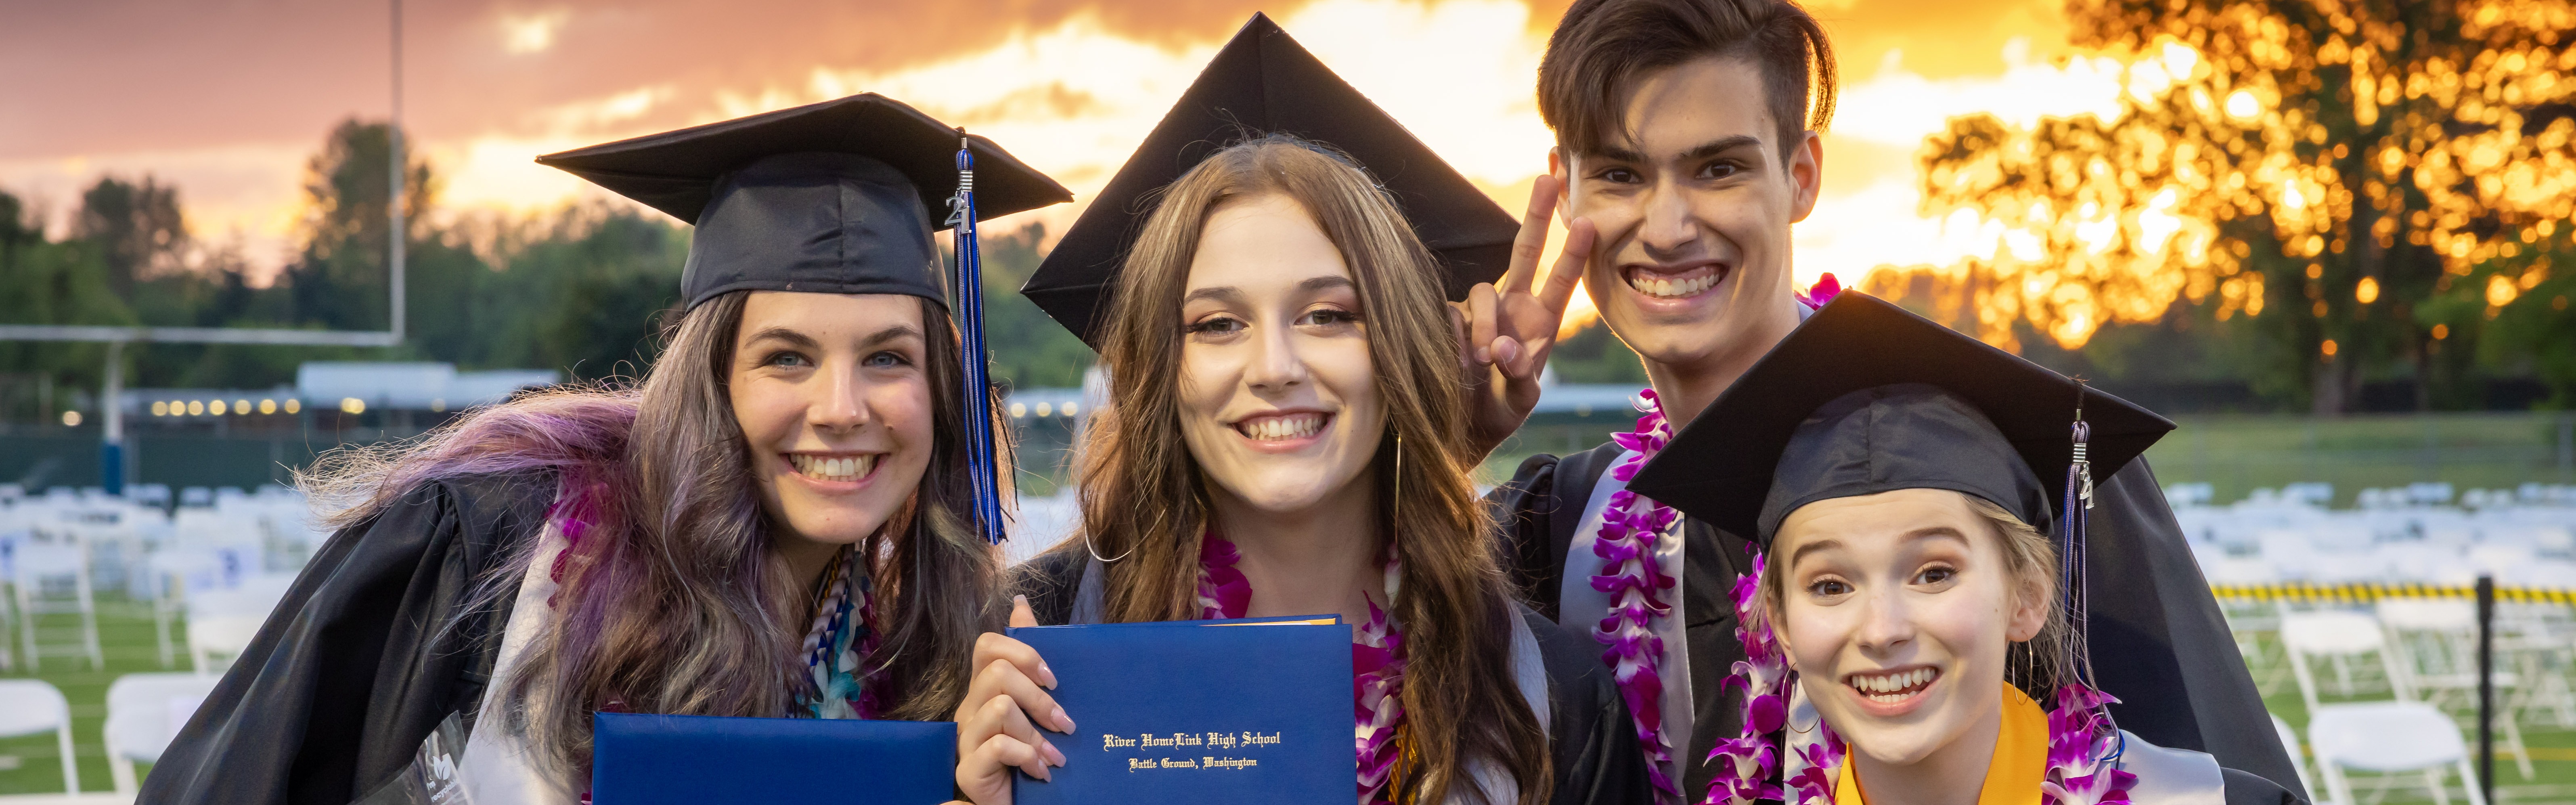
[2230,598,2576,805]
[4,500,306,673]
[2175,485,2576,588]
[2168,482,2576,511]
[0,674,220,797]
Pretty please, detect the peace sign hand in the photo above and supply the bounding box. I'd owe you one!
[1454,173,1595,459]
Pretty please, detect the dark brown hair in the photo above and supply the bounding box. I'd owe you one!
[1066,135,1550,804]
[1537,0,1839,163]
[304,290,1001,779]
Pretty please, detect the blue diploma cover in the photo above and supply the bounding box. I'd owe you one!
[591,713,955,804]
[1009,618,1352,805]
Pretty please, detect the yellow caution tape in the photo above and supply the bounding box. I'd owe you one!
[2208,583,2576,604]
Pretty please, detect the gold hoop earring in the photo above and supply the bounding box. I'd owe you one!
[1082,526,1133,562]
[1392,432,1403,506]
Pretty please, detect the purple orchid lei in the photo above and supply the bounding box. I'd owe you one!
[1595,390,1684,801]
[1705,553,2133,805]
[1198,530,1408,805]
[1704,529,2136,805]
[1705,550,1831,805]
[2042,684,2136,805]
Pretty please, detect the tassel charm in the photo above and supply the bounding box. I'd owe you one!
[2058,388,2101,697]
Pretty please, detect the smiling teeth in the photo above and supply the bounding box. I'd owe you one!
[1849,667,1937,702]
[1627,270,1719,299]
[1237,413,1324,441]
[790,454,876,482]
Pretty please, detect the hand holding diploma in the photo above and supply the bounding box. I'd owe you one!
[953,596,1072,805]
[1455,172,1596,457]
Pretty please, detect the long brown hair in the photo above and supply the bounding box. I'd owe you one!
[302,290,1001,778]
[1066,135,1550,805]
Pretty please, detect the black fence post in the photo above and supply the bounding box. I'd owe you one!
[2478,573,2495,805]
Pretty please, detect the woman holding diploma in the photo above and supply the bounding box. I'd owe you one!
[1624,293,2305,805]
[142,95,1070,805]
[954,16,1649,805]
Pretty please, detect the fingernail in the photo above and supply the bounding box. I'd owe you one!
[1043,738,1067,767]
[1040,661,1058,689]
[1053,706,1074,733]
[1014,594,1030,607]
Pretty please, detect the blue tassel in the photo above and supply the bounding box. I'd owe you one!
[948,133,1007,545]
[2061,415,2094,688]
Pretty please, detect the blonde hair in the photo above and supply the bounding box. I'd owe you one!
[1759,491,2067,700]
[1061,134,1550,805]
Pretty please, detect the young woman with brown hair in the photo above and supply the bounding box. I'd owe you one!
[951,17,1650,805]
[140,95,1069,805]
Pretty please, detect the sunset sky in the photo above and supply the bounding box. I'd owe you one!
[1,0,2145,318]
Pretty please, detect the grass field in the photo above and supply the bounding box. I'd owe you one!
[1,593,172,795]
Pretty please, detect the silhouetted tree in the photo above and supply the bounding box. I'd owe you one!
[281,119,434,331]
[1910,0,2573,412]
[73,176,187,299]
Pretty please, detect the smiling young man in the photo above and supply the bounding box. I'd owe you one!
[1462,0,2301,801]
[1458,2,1835,799]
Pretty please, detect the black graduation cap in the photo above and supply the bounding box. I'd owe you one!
[540,93,1068,543]
[537,93,1072,311]
[1625,292,2175,543]
[1020,13,1518,346]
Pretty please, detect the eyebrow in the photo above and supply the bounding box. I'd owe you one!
[1583,135,1765,166]
[1681,135,1765,162]
[1180,275,1357,307]
[741,327,821,352]
[1782,525,1975,569]
[740,323,922,352]
[857,323,926,348]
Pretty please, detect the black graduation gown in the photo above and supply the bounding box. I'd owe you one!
[1008,548,1652,805]
[140,471,554,805]
[1489,449,2310,804]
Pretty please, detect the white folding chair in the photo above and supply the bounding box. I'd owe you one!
[145,547,227,669]
[2495,603,2576,728]
[104,672,222,794]
[2310,701,2485,805]
[186,573,292,673]
[0,679,84,794]
[2377,599,2534,779]
[2282,610,2402,710]
[12,537,103,670]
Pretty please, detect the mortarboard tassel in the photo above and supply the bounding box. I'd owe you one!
[948,133,1008,545]
[2061,412,2095,688]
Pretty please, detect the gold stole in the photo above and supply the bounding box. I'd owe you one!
[1835,683,2048,805]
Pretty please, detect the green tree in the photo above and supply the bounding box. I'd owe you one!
[281,119,434,331]
[1544,323,1650,385]
[975,222,1093,389]
[73,176,187,300]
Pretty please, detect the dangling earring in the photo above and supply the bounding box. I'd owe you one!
[1392,432,1403,505]
[1083,523,1136,563]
